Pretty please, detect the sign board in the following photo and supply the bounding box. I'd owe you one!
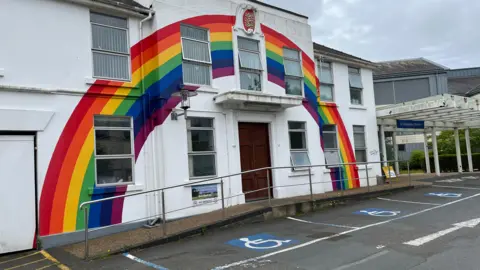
[192,184,218,205]
[227,234,297,251]
[382,166,396,178]
[397,120,425,129]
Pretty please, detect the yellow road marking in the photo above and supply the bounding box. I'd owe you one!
[40,250,70,270]
[0,251,40,265]
[4,258,47,270]
[36,263,56,270]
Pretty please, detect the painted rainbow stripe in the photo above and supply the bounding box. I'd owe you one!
[262,25,359,191]
[39,15,235,236]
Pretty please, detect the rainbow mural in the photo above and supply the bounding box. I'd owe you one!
[262,25,359,191]
[39,15,235,236]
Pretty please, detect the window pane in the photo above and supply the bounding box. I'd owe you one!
[355,150,367,163]
[288,122,305,130]
[92,24,128,53]
[323,125,336,132]
[188,118,213,128]
[238,38,259,52]
[354,133,366,148]
[239,50,262,70]
[323,133,337,149]
[353,125,365,133]
[90,12,127,28]
[348,67,360,74]
[285,77,302,95]
[180,25,208,41]
[289,131,306,150]
[183,62,211,85]
[291,151,311,166]
[321,62,331,69]
[283,48,300,60]
[240,71,261,91]
[320,84,333,101]
[189,154,216,177]
[284,59,302,77]
[182,39,211,62]
[93,52,129,80]
[95,130,131,155]
[96,158,133,185]
[320,67,333,84]
[94,115,131,128]
[325,150,340,165]
[349,73,363,88]
[189,130,214,152]
[350,88,363,105]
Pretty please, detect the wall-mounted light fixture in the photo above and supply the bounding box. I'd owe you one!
[171,84,198,120]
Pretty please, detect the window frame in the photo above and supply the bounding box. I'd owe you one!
[283,47,304,96]
[323,124,341,167]
[180,24,212,86]
[288,121,311,170]
[93,115,135,187]
[348,67,363,105]
[353,125,367,163]
[187,117,218,179]
[90,12,131,82]
[238,36,263,91]
[318,60,334,102]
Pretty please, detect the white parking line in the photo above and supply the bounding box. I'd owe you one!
[212,192,480,270]
[377,197,441,206]
[433,185,480,190]
[286,217,359,229]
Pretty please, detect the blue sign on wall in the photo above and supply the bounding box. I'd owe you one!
[397,120,425,129]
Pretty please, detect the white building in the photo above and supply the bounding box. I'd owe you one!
[0,0,380,253]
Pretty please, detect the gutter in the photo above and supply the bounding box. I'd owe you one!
[316,52,377,70]
[63,0,152,18]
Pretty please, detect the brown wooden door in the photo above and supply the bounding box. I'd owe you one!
[238,123,272,201]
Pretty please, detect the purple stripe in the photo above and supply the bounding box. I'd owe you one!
[268,74,285,88]
[213,67,234,79]
[111,186,127,224]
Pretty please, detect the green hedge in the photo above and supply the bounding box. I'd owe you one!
[426,153,480,172]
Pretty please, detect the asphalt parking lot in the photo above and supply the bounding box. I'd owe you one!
[81,174,480,269]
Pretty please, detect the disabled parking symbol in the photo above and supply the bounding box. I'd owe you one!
[354,208,401,217]
[425,192,462,198]
[227,233,297,251]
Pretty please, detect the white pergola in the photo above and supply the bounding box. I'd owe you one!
[377,94,480,176]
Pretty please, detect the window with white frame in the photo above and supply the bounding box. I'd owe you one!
[181,25,212,85]
[187,118,217,178]
[323,125,341,166]
[238,37,262,91]
[349,67,363,105]
[353,125,367,162]
[91,12,130,81]
[319,61,334,102]
[283,48,303,95]
[94,115,134,186]
[288,122,311,168]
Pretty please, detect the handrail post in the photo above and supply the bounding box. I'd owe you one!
[365,163,370,192]
[221,178,225,218]
[308,167,313,202]
[162,190,166,236]
[389,161,393,189]
[340,176,344,197]
[84,207,89,260]
[408,161,411,186]
[267,169,271,206]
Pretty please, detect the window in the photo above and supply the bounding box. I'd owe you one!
[238,37,262,91]
[94,115,134,186]
[323,125,341,166]
[288,122,311,168]
[398,144,406,151]
[187,118,216,178]
[348,67,363,105]
[181,25,212,85]
[353,125,367,163]
[91,12,130,81]
[283,48,303,95]
[319,61,334,102]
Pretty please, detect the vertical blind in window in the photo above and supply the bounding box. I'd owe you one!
[181,25,212,85]
[319,61,334,102]
[238,37,262,91]
[283,48,303,96]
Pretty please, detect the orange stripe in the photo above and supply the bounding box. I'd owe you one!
[132,33,181,72]
[201,23,233,32]
[264,33,285,49]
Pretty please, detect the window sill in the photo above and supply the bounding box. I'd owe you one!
[289,170,314,177]
[196,87,219,94]
[85,77,139,89]
[349,105,367,110]
[88,184,144,195]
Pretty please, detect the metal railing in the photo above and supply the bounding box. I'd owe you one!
[79,159,410,259]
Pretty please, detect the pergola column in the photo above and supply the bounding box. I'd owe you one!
[465,128,473,172]
[423,130,431,174]
[392,127,400,175]
[432,127,441,176]
[379,125,387,167]
[454,127,463,173]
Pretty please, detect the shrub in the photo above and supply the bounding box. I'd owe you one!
[409,150,425,170]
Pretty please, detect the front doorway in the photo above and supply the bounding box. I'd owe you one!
[238,123,272,201]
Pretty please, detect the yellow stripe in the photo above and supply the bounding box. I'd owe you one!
[265,41,283,56]
[211,32,232,42]
[4,259,46,270]
[142,44,181,81]
[40,250,70,270]
[0,252,40,265]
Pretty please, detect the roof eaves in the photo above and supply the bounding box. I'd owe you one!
[248,0,308,19]
[373,69,448,80]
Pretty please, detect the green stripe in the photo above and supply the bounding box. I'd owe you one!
[266,50,283,64]
[211,41,232,51]
[139,54,182,92]
[75,155,95,230]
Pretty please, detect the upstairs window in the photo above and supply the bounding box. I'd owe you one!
[91,12,130,81]
[323,125,341,166]
[319,61,334,102]
[181,25,211,85]
[288,122,311,168]
[283,48,303,96]
[238,37,262,91]
[349,67,363,105]
[353,125,367,162]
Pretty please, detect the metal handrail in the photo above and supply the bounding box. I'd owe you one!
[80,159,409,259]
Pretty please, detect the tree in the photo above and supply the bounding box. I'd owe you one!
[431,129,480,155]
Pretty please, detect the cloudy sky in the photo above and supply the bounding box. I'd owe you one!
[264,0,480,68]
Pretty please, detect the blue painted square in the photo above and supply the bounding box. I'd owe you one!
[227,233,298,251]
[353,208,401,217]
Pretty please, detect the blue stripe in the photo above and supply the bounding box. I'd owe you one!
[100,187,117,226]
[212,58,234,69]
[267,58,285,79]
[211,50,233,61]
[123,253,169,270]
[88,190,103,228]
